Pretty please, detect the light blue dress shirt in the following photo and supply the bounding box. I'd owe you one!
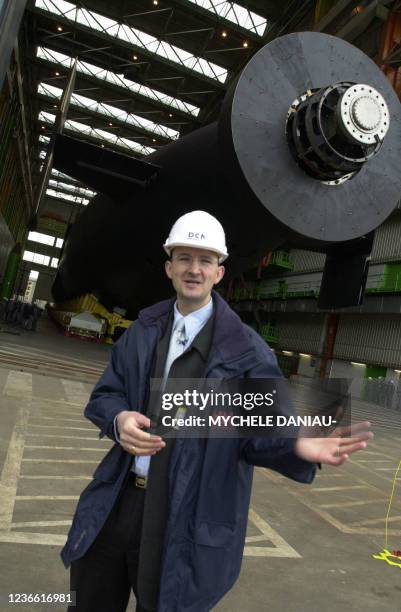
[114,298,213,477]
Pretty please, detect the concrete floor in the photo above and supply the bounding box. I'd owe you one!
[0,318,401,611]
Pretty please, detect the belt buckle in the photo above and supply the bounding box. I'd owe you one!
[135,475,147,489]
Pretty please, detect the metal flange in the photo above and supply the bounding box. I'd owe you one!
[339,83,389,145]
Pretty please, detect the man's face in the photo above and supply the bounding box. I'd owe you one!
[165,246,225,307]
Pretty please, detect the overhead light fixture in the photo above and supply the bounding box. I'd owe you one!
[109,122,113,126]
[351,361,365,366]
[168,113,173,118]
[101,144,105,148]
[222,31,227,38]
[55,71,60,76]
[243,41,248,48]
[153,0,158,5]
[53,104,57,108]
[152,138,156,142]
[57,26,63,32]
[299,353,311,358]
[133,55,138,60]
[282,350,293,356]
[41,125,45,129]
[395,369,401,373]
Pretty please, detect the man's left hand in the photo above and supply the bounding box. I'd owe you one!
[294,421,373,465]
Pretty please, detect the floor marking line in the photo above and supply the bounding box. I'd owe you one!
[376,468,401,471]
[61,379,90,404]
[347,457,401,486]
[20,475,92,480]
[257,468,401,536]
[385,459,401,550]
[3,370,32,397]
[31,410,85,418]
[11,520,72,528]
[22,459,98,464]
[29,398,83,407]
[354,460,392,463]
[25,433,109,442]
[0,405,30,530]
[29,416,86,423]
[319,499,383,509]
[0,531,66,546]
[244,508,301,558]
[28,424,95,431]
[24,445,106,452]
[310,485,369,492]
[16,495,79,501]
[350,515,401,527]
[245,535,271,543]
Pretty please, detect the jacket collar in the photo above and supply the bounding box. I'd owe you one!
[138,290,256,369]
[138,295,175,330]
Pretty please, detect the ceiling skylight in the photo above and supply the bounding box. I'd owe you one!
[46,188,89,205]
[48,179,96,198]
[37,47,200,117]
[35,0,227,83]
[39,111,155,155]
[38,82,179,139]
[186,1,268,36]
[51,168,78,183]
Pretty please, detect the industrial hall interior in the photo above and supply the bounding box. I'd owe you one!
[1,0,401,611]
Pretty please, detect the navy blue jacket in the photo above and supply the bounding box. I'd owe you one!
[61,291,317,611]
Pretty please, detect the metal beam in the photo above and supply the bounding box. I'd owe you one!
[336,1,389,42]
[35,58,77,215]
[313,0,355,31]
[0,0,27,91]
[35,122,151,160]
[6,42,34,213]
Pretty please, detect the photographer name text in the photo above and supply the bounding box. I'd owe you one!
[161,414,336,428]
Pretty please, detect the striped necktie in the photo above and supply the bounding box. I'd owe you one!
[163,320,187,379]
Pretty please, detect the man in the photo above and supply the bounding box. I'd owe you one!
[63,210,372,612]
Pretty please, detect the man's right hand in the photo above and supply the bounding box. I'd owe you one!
[116,411,165,456]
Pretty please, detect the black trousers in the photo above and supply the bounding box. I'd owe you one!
[68,472,155,612]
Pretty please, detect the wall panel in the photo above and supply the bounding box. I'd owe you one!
[333,315,401,367]
[275,313,326,354]
[290,249,326,273]
[372,214,401,262]
[0,211,13,278]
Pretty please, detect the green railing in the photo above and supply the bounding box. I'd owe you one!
[258,279,319,300]
[233,286,262,301]
[270,250,293,270]
[235,264,401,304]
[259,323,278,344]
[365,270,401,294]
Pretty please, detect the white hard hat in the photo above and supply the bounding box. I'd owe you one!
[163,210,228,262]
